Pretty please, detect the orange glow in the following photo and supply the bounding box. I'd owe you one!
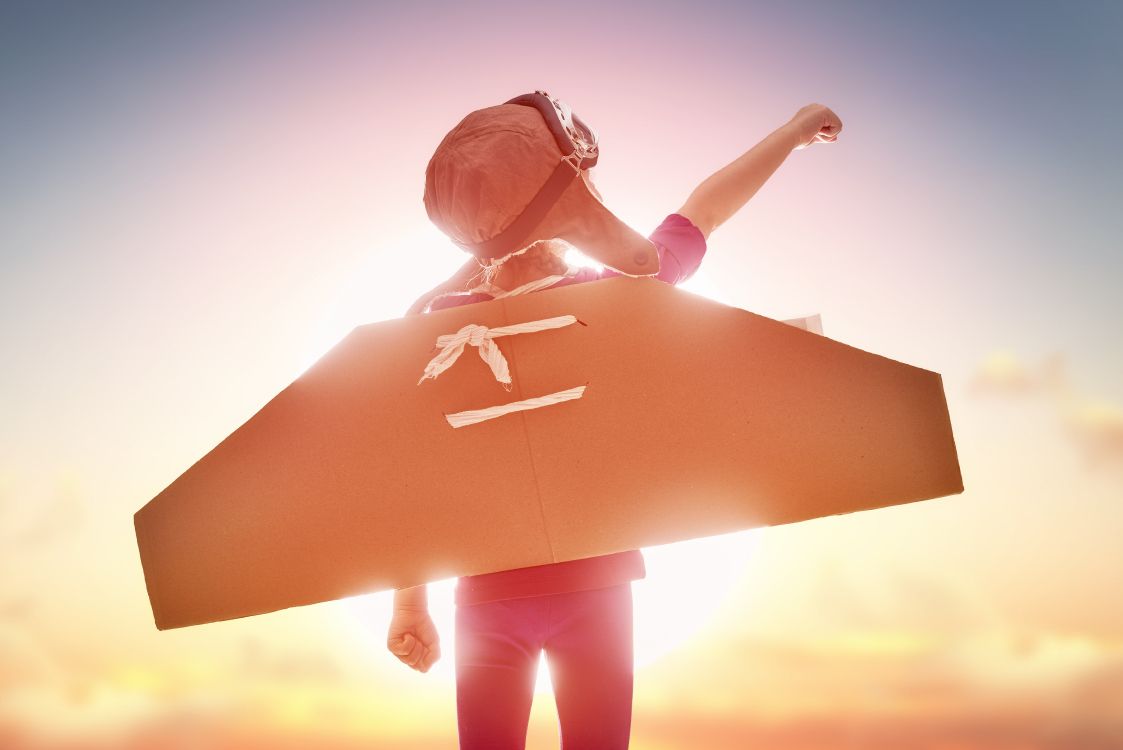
[4,1,1121,748]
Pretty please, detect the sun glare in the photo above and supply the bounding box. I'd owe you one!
[295,225,467,378]
[339,524,759,697]
[331,234,756,693]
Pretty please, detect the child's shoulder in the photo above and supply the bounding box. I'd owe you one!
[428,291,493,312]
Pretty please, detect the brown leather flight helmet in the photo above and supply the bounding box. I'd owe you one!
[462,91,597,259]
[424,88,660,275]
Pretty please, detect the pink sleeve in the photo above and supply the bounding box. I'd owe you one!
[600,213,707,285]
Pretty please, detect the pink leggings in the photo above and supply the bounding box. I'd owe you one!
[454,583,634,749]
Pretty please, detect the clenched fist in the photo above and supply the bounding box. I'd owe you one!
[387,607,441,673]
[787,103,843,150]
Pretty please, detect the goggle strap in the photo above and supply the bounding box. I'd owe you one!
[466,156,581,259]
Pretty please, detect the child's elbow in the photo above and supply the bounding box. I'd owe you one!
[673,204,714,241]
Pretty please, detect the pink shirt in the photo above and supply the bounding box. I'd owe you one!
[430,213,708,606]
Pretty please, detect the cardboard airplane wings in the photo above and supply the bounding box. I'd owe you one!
[134,276,963,630]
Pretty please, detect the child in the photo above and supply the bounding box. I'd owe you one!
[388,91,841,749]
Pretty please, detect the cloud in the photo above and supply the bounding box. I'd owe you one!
[0,471,87,554]
[238,636,344,684]
[1063,657,1123,746]
[633,627,1123,750]
[0,679,233,750]
[0,598,36,625]
[632,708,1120,750]
[1039,354,1123,467]
[801,557,998,641]
[969,350,1123,467]
[967,349,1073,399]
[0,625,65,693]
[0,622,242,750]
[968,349,1038,395]
[1056,398,1123,468]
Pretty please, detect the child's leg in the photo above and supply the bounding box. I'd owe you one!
[455,597,546,750]
[545,584,635,749]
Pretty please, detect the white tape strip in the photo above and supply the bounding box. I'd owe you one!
[445,385,587,428]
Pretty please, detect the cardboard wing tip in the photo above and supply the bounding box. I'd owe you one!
[133,507,165,631]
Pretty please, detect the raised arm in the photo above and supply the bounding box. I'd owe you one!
[675,103,842,240]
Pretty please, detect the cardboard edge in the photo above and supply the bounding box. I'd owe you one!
[140,568,408,631]
[936,371,966,495]
[764,486,967,536]
[132,507,167,631]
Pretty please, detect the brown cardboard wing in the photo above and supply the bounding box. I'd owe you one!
[133,276,963,630]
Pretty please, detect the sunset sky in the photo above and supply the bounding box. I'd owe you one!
[2,1,1121,748]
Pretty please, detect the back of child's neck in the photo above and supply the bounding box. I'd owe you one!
[486,252,569,293]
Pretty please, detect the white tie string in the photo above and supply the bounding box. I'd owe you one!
[416,266,589,427]
[418,315,580,390]
[420,266,579,314]
[470,268,579,300]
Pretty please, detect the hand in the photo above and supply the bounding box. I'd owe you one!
[387,607,441,672]
[786,103,843,150]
